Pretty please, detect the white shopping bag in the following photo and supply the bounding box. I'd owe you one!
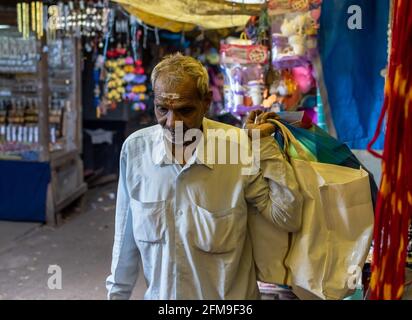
[249,120,374,300]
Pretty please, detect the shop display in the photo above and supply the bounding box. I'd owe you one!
[220,42,269,114]
[16,1,44,40]
[0,35,39,73]
[0,0,408,299]
[0,32,40,159]
[16,1,111,40]
[218,3,321,126]
[93,46,149,117]
[0,30,79,160]
[271,8,321,69]
[104,49,147,109]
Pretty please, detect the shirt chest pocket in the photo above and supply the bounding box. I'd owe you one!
[130,199,166,243]
[192,205,240,254]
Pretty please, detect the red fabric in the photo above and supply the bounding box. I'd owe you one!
[368,0,412,300]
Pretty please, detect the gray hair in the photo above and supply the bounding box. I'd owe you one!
[151,52,209,99]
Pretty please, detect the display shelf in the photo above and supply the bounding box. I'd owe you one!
[0,28,86,224]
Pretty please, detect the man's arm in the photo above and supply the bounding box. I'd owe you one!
[106,146,141,300]
[244,112,303,232]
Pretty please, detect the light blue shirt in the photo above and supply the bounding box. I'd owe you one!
[106,118,302,300]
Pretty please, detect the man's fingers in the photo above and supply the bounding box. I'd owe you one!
[266,112,279,119]
[255,111,276,125]
[246,110,257,124]
[246,109,264,124]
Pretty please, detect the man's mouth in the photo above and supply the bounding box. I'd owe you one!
[163,128,185,145]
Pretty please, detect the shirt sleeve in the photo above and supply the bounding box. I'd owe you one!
[106,144,141,300]
[245,136,303,232]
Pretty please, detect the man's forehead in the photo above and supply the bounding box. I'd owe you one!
[154,75,199,100]
[154,95,193,108]
[157,93,181,100]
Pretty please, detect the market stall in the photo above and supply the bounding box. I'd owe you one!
[0,2,86,224]
[0,0,409,300]
[109,0,410,300]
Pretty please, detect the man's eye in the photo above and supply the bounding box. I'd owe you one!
[156,106,168,114]
[180,108,194,115]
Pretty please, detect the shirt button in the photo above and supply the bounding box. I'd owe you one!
[177,210,183,216]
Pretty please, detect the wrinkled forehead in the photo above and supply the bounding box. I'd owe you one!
[154,74,200,104]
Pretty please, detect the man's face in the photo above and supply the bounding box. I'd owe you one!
[154,74,210,144]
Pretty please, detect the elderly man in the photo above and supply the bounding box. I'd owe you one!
[106,53,302,300]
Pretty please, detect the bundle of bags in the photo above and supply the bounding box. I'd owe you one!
[249,118,375,300]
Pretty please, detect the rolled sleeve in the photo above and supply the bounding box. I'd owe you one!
[245,136,303,232]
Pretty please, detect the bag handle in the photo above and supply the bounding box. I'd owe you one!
[268,119,313,161]
[240,32,248,40]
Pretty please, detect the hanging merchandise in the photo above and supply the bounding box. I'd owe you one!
[87,4,153,119]
[263,65,317,116]
[17,1,44,40]
[101,47,148,113]
[368,0,412,300]
[16,1,112,40]
[271,6,321,69]
[265,69,301,112]
[104,48,127,105]
[245,9,271,47]
[255,2,321,128]
[220,39,269,114]
[130,16,141,62]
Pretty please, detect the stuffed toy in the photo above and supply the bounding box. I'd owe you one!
[292,65,315,94]
[280,14,307,56]
[278,9,321,58]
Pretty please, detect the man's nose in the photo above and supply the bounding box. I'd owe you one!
[166,111,181,129]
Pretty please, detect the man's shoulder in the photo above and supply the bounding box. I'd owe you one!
[122,124,162,153]
[125,124,162,142]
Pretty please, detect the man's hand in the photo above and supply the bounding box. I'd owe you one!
[245,110,279,138]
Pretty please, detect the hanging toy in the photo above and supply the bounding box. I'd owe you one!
[292,65,315,94]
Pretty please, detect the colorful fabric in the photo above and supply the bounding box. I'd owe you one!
[318,0,389,149]
[369,0,412,300]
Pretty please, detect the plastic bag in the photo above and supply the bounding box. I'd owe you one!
[220,43,269,113]
[274,121,379,208]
